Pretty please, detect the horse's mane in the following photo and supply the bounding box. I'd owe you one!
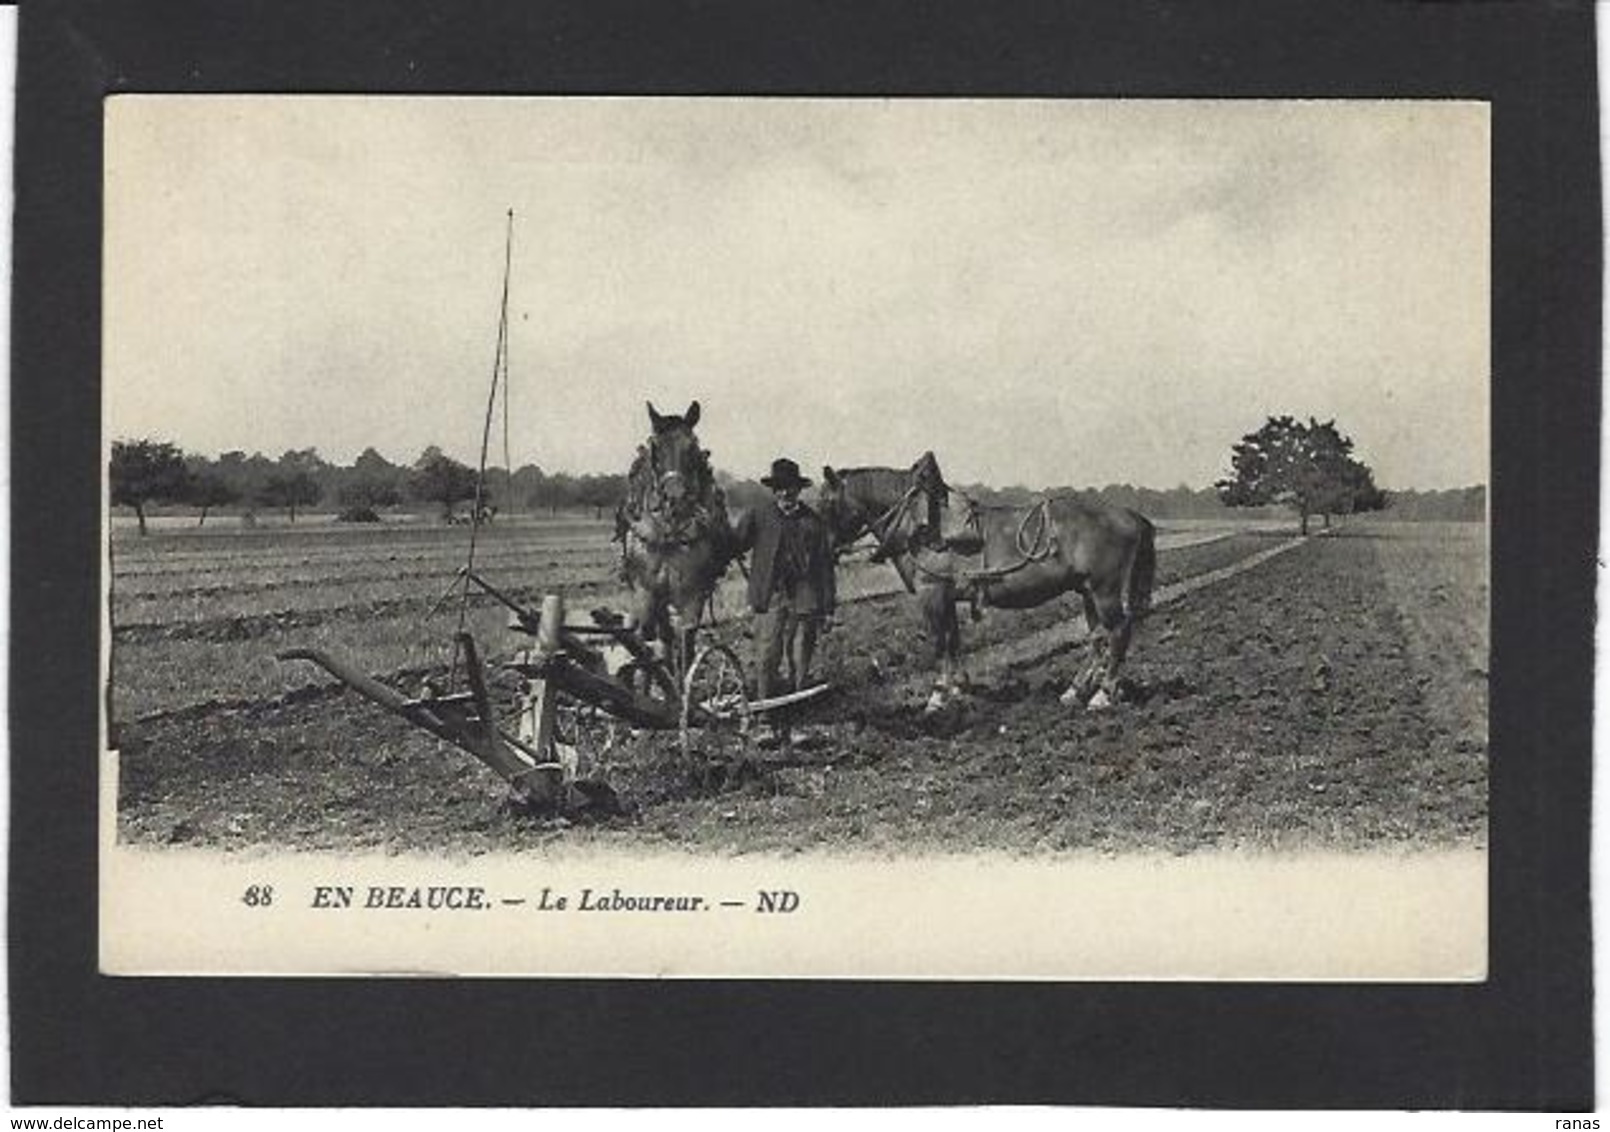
[830,465,913,508]
[826,454,952,552]
[832,451,948,509]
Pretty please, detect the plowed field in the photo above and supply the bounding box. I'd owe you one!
[111,519,1487,855]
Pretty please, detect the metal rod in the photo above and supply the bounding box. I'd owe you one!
[457,568,540,631]
[453,209,517,680]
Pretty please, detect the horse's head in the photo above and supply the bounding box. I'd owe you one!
[641,400,710,515]
[817,451,949,557]
[814,465,858,548]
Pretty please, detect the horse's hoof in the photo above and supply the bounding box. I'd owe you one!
[924,691,947,714]
[1087,689,1113,710]
[1058,686,1086,707]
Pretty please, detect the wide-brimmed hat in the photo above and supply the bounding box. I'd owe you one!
[760,457,811,490]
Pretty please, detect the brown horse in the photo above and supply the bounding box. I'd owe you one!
[812,451,950,592]
[615,401,734,676]
[817,456,1155,712]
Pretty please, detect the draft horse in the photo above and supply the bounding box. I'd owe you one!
[615,400,734,677]
[817,454,1155,712]
[812,451,949,593]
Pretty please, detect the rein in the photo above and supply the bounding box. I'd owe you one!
[863,483,927,554]
[830,474,940,596]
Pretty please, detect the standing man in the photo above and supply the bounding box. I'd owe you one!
[730,457,837,703]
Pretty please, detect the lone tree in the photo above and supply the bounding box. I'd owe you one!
[1216,416,1387,535]
[410,448,479,520]
[187,473,241,527]
[110,439,191,535]
[257,471,322,523]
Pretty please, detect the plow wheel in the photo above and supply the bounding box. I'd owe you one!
[680,643,751,774]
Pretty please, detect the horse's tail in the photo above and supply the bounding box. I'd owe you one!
[1122,516,1156,621]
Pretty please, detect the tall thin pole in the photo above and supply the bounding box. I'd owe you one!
[502,301,513,507]
[452,209,515,679]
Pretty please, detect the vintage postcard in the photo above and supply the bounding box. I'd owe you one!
[101,96,1489,978]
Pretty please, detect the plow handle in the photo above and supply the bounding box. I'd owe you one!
[277,647,447,731]
[278,645,559,803]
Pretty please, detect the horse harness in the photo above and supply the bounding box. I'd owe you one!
[614,444,732,633]
[861,482,931,559]
[850,474,1058,586]
[910,493,1058,586]
[617,443,725,550]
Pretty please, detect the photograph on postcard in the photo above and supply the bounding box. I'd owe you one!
[100,96,1489,978]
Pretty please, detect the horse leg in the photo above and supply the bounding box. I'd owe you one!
[627,588,661,696]
[946,596,966,697]
[672,622,697,685]
[1085,589,1129,710]
[1061,592,1104,706]
[1092,614,1135,708]
[922,584,956,713]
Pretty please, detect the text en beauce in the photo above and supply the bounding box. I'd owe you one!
[311,885,488,910]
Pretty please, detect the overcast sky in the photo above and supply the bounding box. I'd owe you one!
[105,97,1488,490]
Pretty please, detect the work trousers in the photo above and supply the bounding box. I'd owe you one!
[753,594,822,702]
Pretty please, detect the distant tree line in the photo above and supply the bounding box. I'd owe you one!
[1364,484,1485,522]
[958,415,1480,529]
[108,440,636,533]
[963,481,1253,520]
[957,480,1481,524]
[109,427,1484,536]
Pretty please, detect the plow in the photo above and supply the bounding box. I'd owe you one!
[280,572,829,816]
[280,213,834,816]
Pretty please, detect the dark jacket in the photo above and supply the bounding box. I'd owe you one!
[731,499,836,615]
